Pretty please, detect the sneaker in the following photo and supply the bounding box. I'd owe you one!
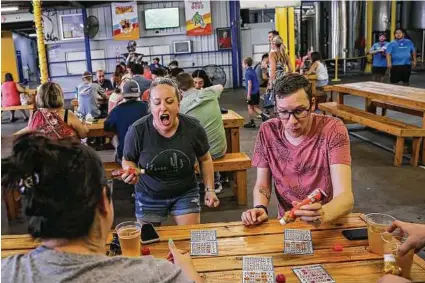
[256,114,262,119]
[214,182,223,194]
[244,122,256,128]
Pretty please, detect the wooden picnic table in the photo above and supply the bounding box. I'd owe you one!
[2,213,425,282]
[331,81,425,164]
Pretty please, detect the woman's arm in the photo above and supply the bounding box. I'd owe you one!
[198,152,214,192]
[306,61,319,75]
[67,110,88,139]
[16,83,27,94]
[268,52,277,85]
[286,55,294,73]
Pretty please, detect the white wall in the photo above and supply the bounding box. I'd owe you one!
[240,22,273,62]
[12,33,38,82]
[43,1,233,98]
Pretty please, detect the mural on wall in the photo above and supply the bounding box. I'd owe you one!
[111,2,140,40]
[184,0,212,36]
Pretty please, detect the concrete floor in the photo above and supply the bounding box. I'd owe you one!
[1,72,425,235]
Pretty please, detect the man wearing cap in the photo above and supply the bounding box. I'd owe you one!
[104,80,149,164]
[369,33,389,82]
[77,71,108,118]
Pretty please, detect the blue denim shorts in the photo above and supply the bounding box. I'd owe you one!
[135,187,201,223]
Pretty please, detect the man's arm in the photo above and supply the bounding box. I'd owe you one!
[253,167,273,207]
[321,164,354,223]
[386,54,392,68]
[412,50,417,68]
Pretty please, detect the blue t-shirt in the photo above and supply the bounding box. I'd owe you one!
[245,67,260,95]
[387,39,415,66]
[370,41,388,67]
[104,100,148,160]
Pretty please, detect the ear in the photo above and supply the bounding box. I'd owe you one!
[98,187,111,216]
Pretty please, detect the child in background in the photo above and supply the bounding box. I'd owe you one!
[243,57,265,128]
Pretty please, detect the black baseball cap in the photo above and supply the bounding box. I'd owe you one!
[122,80,141,98]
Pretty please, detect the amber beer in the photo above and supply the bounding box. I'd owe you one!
[365,213,396,255]
[116,221,141,257]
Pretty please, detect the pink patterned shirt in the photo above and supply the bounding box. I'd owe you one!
[252,114,351,217]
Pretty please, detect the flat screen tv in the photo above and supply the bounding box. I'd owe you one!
[144,7,180,29]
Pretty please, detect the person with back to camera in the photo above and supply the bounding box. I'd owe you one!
[241,73,353,227]
[77,71,108,119]
[306,51,329,87]
[1,73,29,122]
[131,63,151,96]
[141,67,167,102]
[1,134,202,283]
[121,78,220,226]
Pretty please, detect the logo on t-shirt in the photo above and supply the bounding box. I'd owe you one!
[146,149,192,178]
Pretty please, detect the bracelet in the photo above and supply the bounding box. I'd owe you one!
[254,205,268,216]
[205,187,215,193]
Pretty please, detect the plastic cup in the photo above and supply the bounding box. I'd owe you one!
[116,221,141,257]
[382,231,414,279]
[365,213,396,255]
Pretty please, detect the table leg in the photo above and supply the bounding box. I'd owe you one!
[394,137,405,167]
[365,98,377,114]
[337,92,344,104]
[225,129,231,153]
[422,113,425,165]
[230,128,240,153]
[411,138,421,167]
[235,170,247,205]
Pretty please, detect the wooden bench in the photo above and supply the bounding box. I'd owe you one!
[371,100,423,117]
[1,104,34,112]
[104,152,252,205]
[319,102,425,167]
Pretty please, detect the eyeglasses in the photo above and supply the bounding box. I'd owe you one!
[274,105,311,120]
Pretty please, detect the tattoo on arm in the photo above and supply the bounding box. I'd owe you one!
[258,186,271,201]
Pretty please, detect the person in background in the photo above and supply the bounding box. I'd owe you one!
[1,134,201,283]
[306,51,329,87]
[168,61,184,78]
[378,220,425,283]
[105,80,148,165]
[176,73,227,194]
[269,36,293,91]
[192,69,212,90]
[243,57,266,128]
[131,63,151,96]
[112,64,125,89]
[150,57,162,71]
[369,33,389,82]
[108,86,124,114]
[268,30,279,45]
[255,53,269,88]
[26,82,88,140]
[142,68,167,102]
[386,28,416,86]
[1,73,29,122]
[143,65,153,80]
[95,69,113,96]
[120,61,127,72]
[122,62,133,82]
[241,73,353,227]
[77,71,107,119]
[121,78,219,225]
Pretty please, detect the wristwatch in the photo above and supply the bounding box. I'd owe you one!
[254,205,268,216]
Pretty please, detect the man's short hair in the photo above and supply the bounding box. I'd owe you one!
[152,67,167,77]
[268,30,279,36]
[243,57,253,67]
[176,73,194,91]
[169,60,179,67]
[96,69,104,74]
[395,28,405,35]
[131,63,143,75]
[273,73,312,101]
[261,53,269,61]
[153,57,160,62]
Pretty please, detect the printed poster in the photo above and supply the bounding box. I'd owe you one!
[112,2,140,40]
[184,0,212,36]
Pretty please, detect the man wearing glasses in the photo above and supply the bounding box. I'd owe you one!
[241,73,354,226]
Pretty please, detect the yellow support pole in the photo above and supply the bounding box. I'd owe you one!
[275,7,288,48]
[364,0,373,74]
[390,0,396,41]
[288,7,296,71]
[32,0,48,84]
[332,57,341,82]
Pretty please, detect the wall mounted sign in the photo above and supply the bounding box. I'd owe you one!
[184,0,212,36]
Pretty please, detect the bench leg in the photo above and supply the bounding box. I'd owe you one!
[394,137,405,167]
[235,170,247,206]
[411,138,421,167]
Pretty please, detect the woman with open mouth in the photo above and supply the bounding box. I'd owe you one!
[120,78,220,226]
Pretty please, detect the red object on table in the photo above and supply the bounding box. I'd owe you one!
[141,247,150,256]
[276,273,286,282]
[333,244,344,252]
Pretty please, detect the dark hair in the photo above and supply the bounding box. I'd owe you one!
[169,60,179,67]
[243,57,253,66]
[176,73,195,91]
[126,62,134,69]
[268,30,279,36]
[261,53,269,61]
[149,77,181,102]
[273,73,312,101]
[5,73,14,82]
[153,57,160,62]
[395,28,404,35]
[119,62,126,68]
[310,51,322,63]
[192,69,212,87]
[131,63,143,75]
[1,134,110,239]
[152,67,167,77]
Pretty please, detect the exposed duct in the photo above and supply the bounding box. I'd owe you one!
[372,1,390,32]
